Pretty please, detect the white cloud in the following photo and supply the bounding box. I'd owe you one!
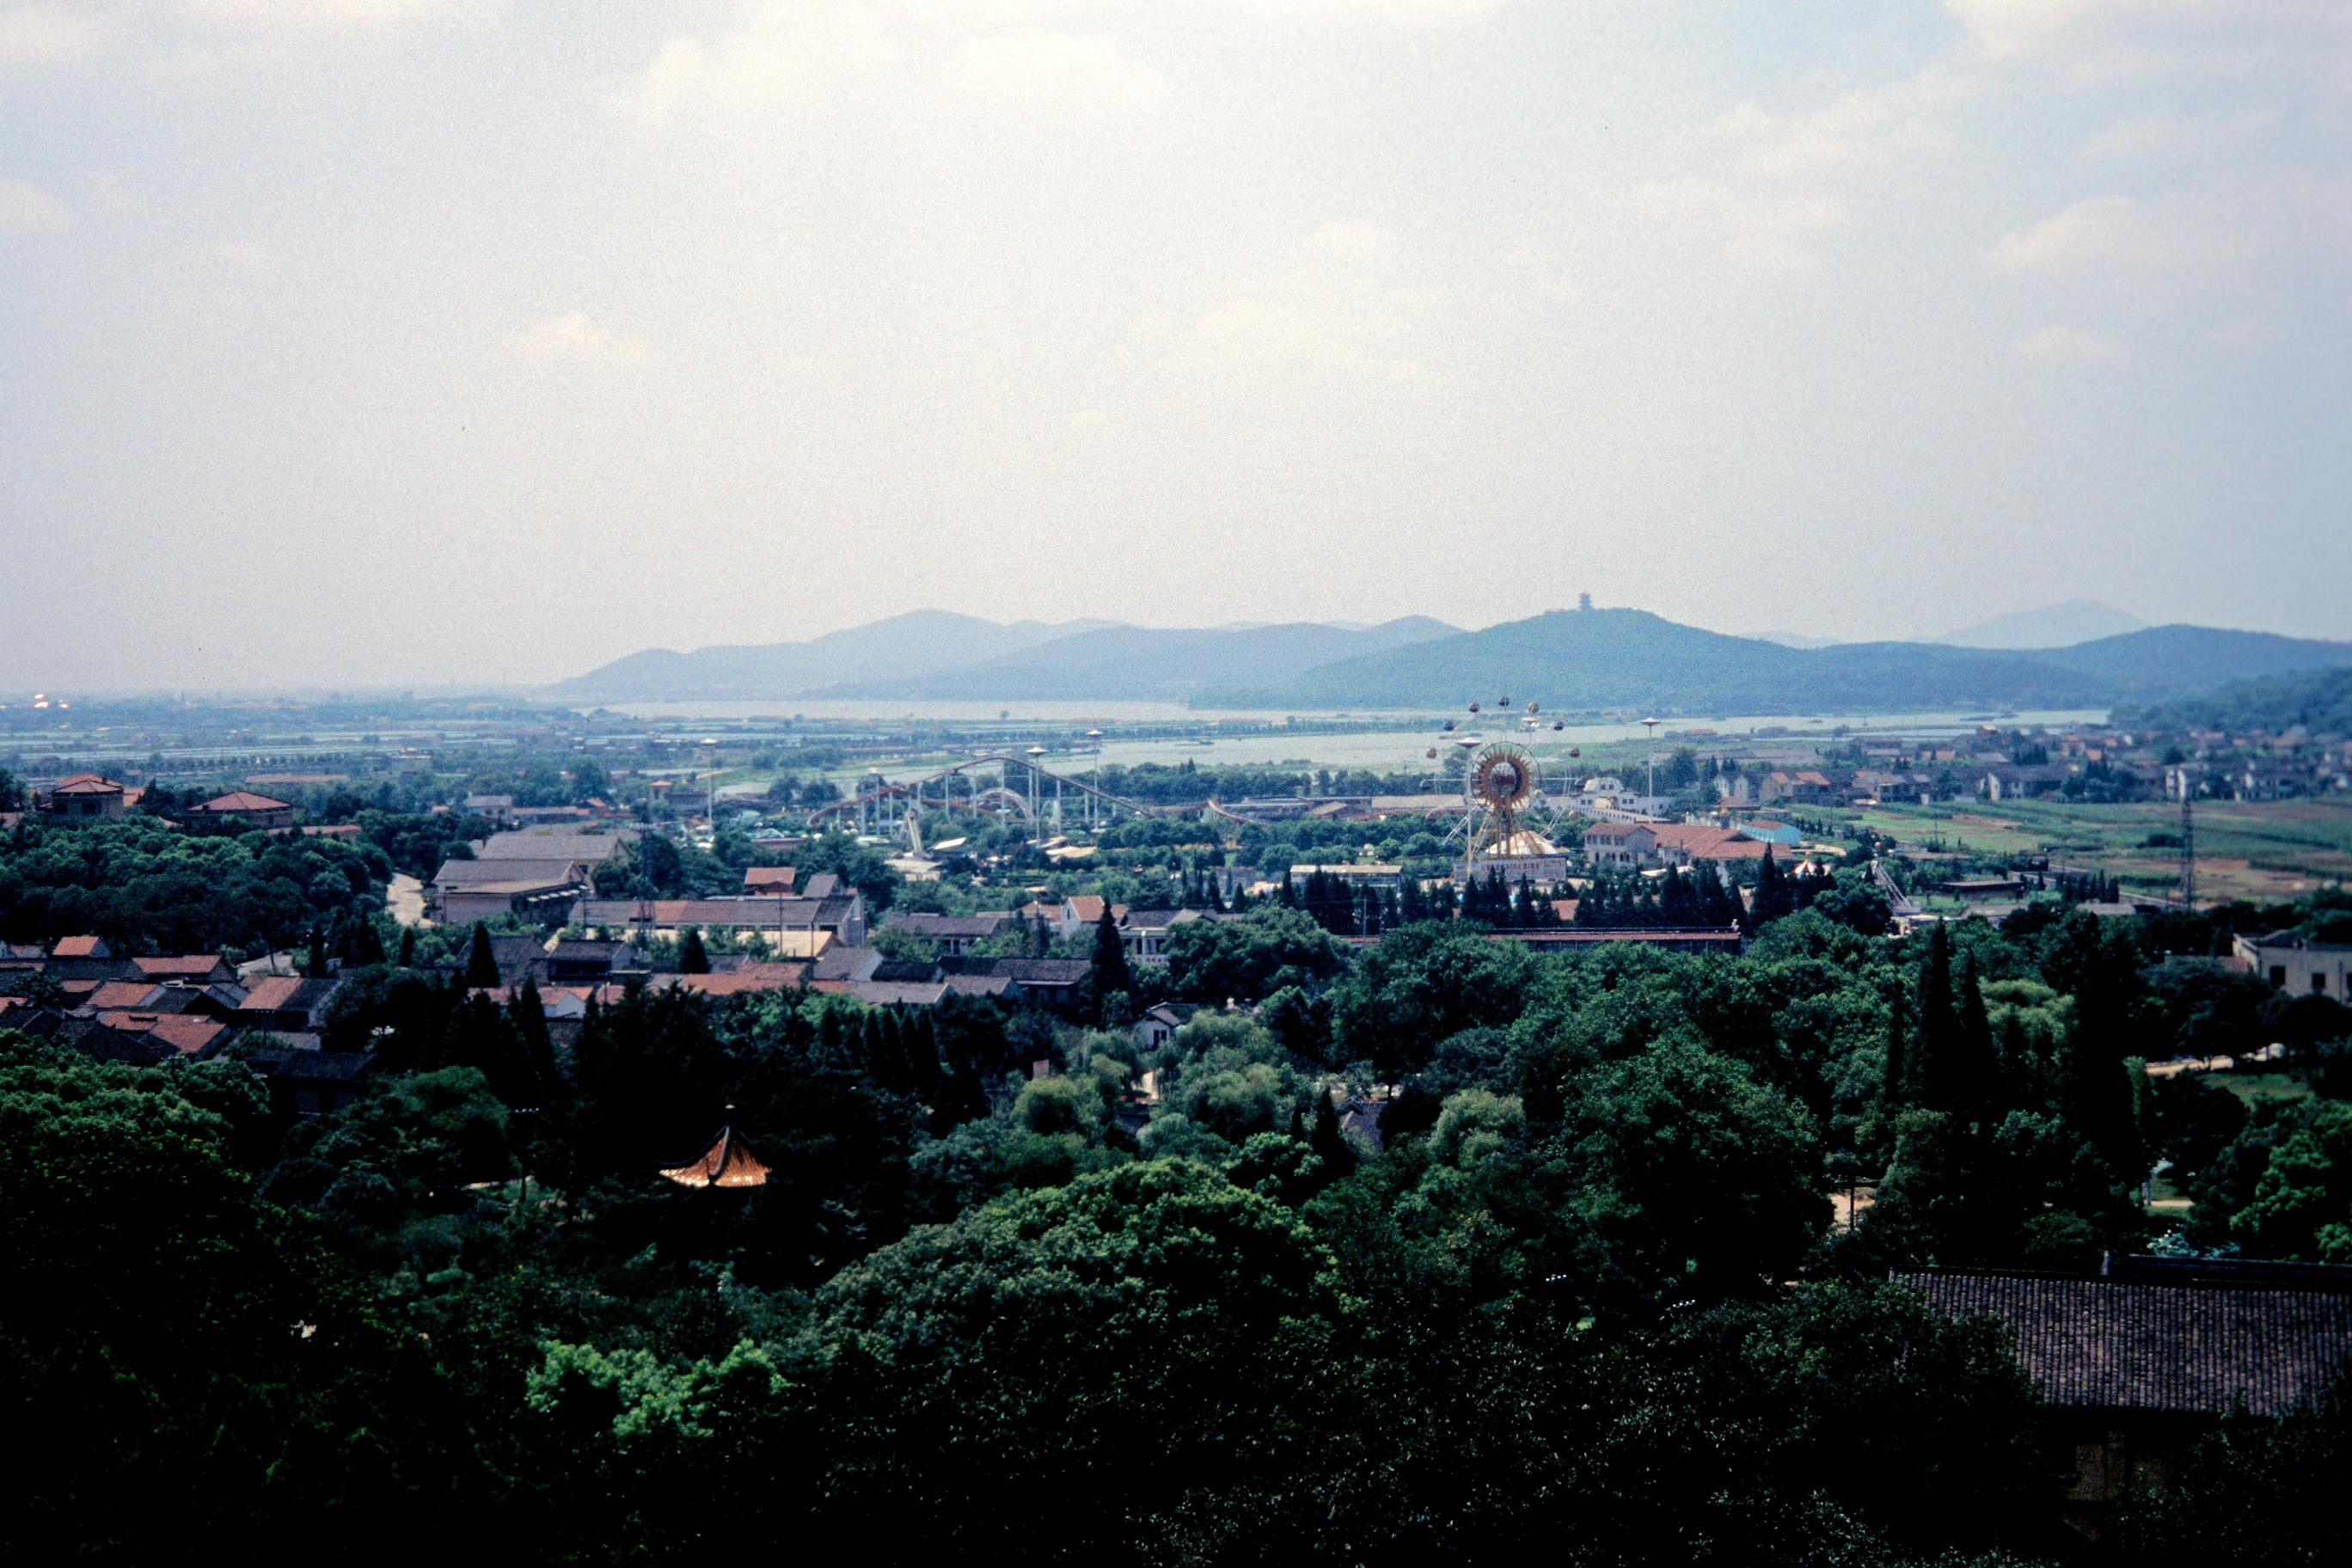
[1983,180,2352,279]
[1193,0,1509,21]
[2017,323,2118,361]
[1715,66,1976,181]
[178,0,499,28]
[1185,224,1435,380]
[1985,193,2147,273]
[0,175,71,231]
[936,28,1169,116]
[614,0,904,122]
[0,3,101,64]
[1946,0,2352,84]
[505,312,654,367]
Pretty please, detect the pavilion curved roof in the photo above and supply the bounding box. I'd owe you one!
[657,1123,770,1188]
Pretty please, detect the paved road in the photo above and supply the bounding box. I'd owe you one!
[387,873,427,927]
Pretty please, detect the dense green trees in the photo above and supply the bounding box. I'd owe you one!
[0,1037,462,1558]
[0,814,391,956]
[15,879,2351,1559]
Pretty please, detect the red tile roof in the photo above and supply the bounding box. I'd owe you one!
[132,955,230,980]
[240,975,306,1010]
[96,1012,229,1057]
[192,791,293,813]
[654,967,811,998]
[83,981,164,1011]
[51,935,107,959]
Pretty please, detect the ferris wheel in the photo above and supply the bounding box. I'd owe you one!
[1467,741,1538,860]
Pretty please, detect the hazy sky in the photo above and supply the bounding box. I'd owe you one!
[4,1,2348,690]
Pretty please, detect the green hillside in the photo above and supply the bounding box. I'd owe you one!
[1198,608,2112,714]
[2120,665,2352,736]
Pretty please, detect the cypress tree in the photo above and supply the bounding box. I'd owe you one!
[909,1011,942,1096]
[464,922,502,989]
[2063,926,2146,1182]
[1089,907,1133,1012]
[506,977,558,1102]
[1310,1088,1354,1181]
[397,925,417,966]
[305,922,328,980]
[1914,922,1962,1113]
[1883,981,1909,1108]
[1957,952,1998,1123]
[679,928,711,974]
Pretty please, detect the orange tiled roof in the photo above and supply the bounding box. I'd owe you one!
[132,955,229,979]
[51,935,107,959]
[240,974,305,1009]
[83,981,163,1011]
[97,1012,229,1056]
[193,791,294,813]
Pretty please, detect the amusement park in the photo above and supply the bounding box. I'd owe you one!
[797,695,1684,891]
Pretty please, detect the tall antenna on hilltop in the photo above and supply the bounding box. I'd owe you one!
[2178,769,2196,911]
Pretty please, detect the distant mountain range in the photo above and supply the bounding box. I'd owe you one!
[549,611,1121,701]
[552,605,2352,714]
[1933,598,2147,650]
[824,618,1459,703]
[1749,599,2146,652]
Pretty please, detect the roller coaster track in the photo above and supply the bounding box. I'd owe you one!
[1873,856,1923,918]
[807,754,1210,824]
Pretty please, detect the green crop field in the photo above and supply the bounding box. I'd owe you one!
[1819,797,2352,901]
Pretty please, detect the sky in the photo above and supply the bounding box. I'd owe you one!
[3,0,2348,691]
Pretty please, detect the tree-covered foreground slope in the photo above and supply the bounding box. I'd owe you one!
[8,892,2352,1563]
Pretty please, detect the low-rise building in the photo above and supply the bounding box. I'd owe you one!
[573,893,868,947]
[44,774,128,820]
[1121,908,1204,965]
[1134,1001,1199,1050]
[185,791,297,830]
[1902,1256,2352,1538]
[883,911,1017,957]
[236,975,343,1035]
[2234,930,2352,998]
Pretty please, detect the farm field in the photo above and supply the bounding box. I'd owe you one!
[1824,797,2352,902]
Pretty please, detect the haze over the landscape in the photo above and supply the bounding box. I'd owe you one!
[4,2,2349,691]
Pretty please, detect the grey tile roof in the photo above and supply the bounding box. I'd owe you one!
[1896,1264,2352,1417]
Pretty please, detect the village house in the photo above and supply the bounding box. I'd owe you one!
[184,791,297,830]
[42,774,129,820]
[1134,1001,1200,1050]
[572,893,868,947]
[2233,930,2352,997]
[1758,769,1834,805]
[1121,907,1204,965]
[236,974,344,1038]
[1901,1255,2352,1539]
[1582,821,1657,870]
[881,911,1017,957]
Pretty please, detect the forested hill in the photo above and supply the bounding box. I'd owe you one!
[1197,609,2110,714]
[549,606,2352,713]
[1197,609,2352,714]
[2119,664,2352,737]
[2033,625,2352,697]
[550,610,1119,701]
[824,617,1461,702]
